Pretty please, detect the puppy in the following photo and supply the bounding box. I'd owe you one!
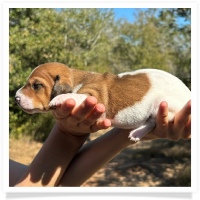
[15,62,191,142]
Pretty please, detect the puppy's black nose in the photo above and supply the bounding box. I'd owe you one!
[15,96,21,104]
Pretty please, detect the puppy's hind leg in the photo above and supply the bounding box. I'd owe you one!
[128,117,156,142]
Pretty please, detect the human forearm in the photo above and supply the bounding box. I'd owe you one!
[58,128,132,186]
[9,160,28,187]
[15,124,88,187]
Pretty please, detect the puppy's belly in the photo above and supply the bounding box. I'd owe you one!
[111,102,152,129]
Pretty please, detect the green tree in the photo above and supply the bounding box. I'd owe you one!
[158,8,191,88]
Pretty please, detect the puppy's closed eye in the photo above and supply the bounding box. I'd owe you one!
[32,83,43,90]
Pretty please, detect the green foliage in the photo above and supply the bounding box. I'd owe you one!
[158,8,191,87]
[9,8,191,141]
[110,9,191,79]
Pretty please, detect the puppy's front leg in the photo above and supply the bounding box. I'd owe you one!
[49,93,88,108]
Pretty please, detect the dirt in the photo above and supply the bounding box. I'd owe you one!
[9,130,191,187]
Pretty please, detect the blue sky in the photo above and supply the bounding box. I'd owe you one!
[113,8,148,22]
[112,8,190,26]
[57,8,190,26]
[113,8,135,22]
[114,8,141,21]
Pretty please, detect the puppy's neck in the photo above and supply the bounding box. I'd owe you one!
[70,68,101,87]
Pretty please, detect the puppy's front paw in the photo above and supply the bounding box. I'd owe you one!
[49,94,67,107]
[49,93,88,108]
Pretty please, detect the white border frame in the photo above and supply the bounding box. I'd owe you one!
[1,0,199,197]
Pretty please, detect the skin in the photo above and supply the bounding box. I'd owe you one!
[10,97,191,187]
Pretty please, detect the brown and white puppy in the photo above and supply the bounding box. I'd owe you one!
[15,62,191,142]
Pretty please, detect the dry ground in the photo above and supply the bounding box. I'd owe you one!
[9,130,191,187]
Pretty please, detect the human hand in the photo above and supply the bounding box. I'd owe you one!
[142,100,191,141]
[52,96,111,136]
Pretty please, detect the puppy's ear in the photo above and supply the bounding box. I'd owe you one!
[51,75,72,99]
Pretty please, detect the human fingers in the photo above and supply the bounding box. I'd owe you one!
[157,101,169,126]
[154,101,169,138]
[140,101,169,141]
[68,96,98,124]
[173,100,191,129]
[182,117,191,139]
[52,98,76,119]
[80,103,106,126]
[78,103,111,132]
[173,100,191,139]
[91,119,112,132]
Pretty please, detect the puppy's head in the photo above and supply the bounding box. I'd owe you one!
[15,62,73,114]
